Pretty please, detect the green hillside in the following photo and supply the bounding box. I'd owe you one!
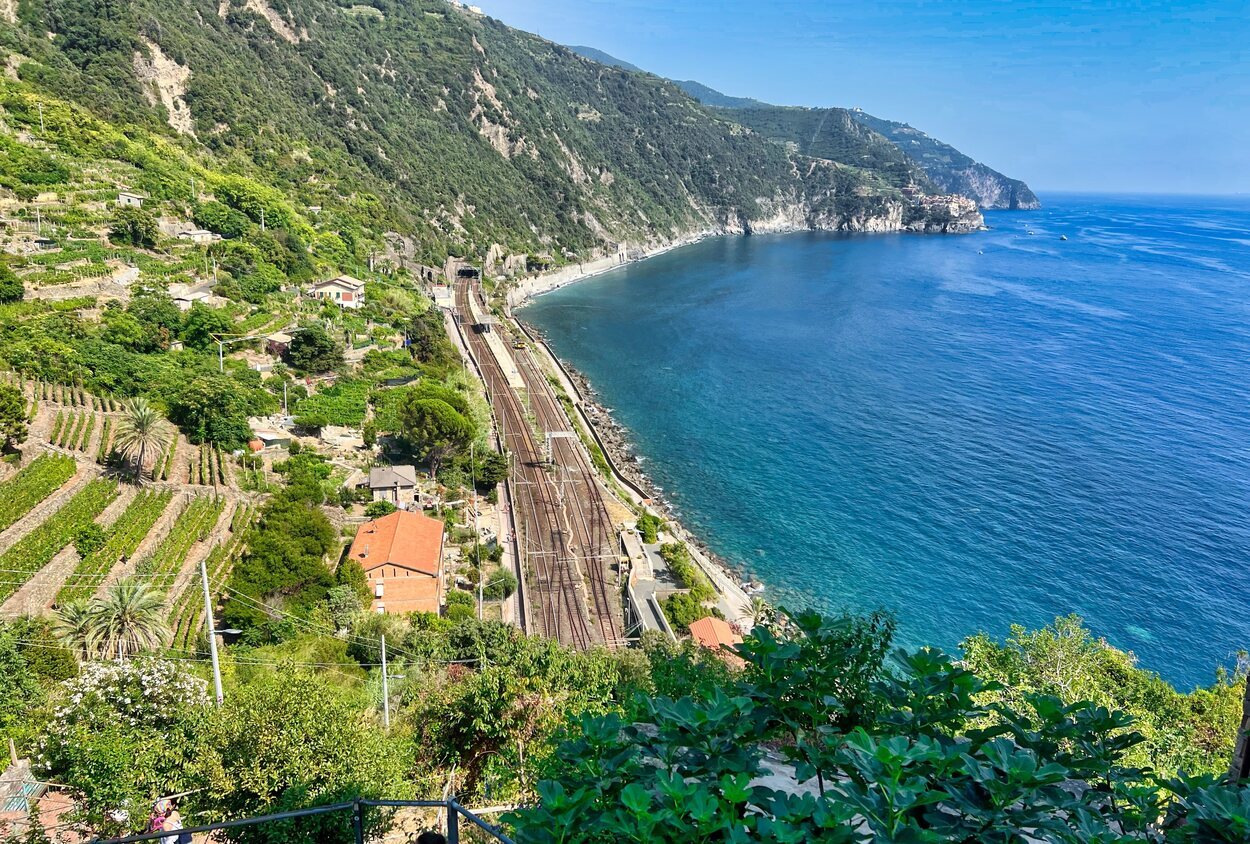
[851,109,1041,209]
[567,45,1038,211]
[710,105,932,190]
[0,0,977,271]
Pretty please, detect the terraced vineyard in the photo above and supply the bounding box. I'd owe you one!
[135,494,227,583]
[0,453,76,533]
[57,489,174,604]
[171,504,254,650]
[0,478,119,604]
[51,410,98,452]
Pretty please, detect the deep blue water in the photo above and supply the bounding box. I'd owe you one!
[521,195,1250,689]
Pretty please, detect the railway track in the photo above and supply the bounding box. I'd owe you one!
[453,281,622,649]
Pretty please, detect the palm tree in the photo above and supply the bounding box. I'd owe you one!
[748,596,772,630]
[113,398,170,483]
[51,599,93,661]
[83,578,169,660]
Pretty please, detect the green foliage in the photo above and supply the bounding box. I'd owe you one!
[32,659,217,838]
[0,263,22,303]
[292,377,369,427]
[0,626,44,743]
[165,370,254,448]
[0,135,70,187]
[482,566,517,601]
[107,205,158,248]
[387,381,478,472]
[58,492,173,604]
[70,522,106,557]
[363,499,397,518]
[508,612,1250,842]
[285,324,344,373]
[960,614,1245,777]
[193,200,252,239]
[636,511,664,544]
[0,382,28,448]
[661,592,716,634]
[209,672,410,844]
[402,619,647,800]
[0,454,74,533]
[220,489,337,636]
[179,302,233,351]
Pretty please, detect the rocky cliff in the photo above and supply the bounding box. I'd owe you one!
[848,112,1040,210]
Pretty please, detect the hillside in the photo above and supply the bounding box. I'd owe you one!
[564,47,1038,211]
[850,110,1040,209]
[709,105,932,191]
[0,0,980,277]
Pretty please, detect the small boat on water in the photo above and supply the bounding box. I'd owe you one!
[1060,234,1069,241]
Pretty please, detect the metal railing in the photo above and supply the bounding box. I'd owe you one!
[90,797,515,844]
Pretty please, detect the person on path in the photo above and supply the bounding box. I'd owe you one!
[161,808,185,844]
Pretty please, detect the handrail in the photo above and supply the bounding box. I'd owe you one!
[89,797,515,844]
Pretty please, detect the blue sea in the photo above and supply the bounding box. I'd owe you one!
[520,194,1250,690]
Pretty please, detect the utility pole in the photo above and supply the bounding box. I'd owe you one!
[201,556,224,706]
[260,207,266,232]
[381,633,390,729]
[473,440,482,620]
[36,102,44,134]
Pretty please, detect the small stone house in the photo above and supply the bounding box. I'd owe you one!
[362,465,419,504]
[117,191,146,208]
[309,275,365,309]
[178,229,218,244]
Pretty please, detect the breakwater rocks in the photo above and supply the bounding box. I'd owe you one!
[557,362,660,501]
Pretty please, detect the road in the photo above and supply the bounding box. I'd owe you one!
[454,280,624,650]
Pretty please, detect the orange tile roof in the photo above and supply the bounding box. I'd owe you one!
[688,616,742,650]
[349,510,444,577]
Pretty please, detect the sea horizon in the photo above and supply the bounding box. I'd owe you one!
[521,192,1250,690]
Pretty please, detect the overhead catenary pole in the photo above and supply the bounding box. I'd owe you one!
[201,556,224,706]
[381,633,390,729]
[474,440,482,620]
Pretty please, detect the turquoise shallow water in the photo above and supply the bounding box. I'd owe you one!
[520,194,1250,689]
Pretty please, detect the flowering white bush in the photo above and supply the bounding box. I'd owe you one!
[32,658,210,778]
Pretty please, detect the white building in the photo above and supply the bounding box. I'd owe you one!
[177,229,219,244]
[168,281,223,312]
[117,192,146,208]
[309,275,366,309]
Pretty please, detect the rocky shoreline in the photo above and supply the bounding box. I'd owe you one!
[506,194,984,308]
[523,324,761,595]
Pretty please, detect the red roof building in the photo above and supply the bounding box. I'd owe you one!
[347,510,446,615]
[688,616,745,667]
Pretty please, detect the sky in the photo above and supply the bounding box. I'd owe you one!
[479,0,1250,195]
